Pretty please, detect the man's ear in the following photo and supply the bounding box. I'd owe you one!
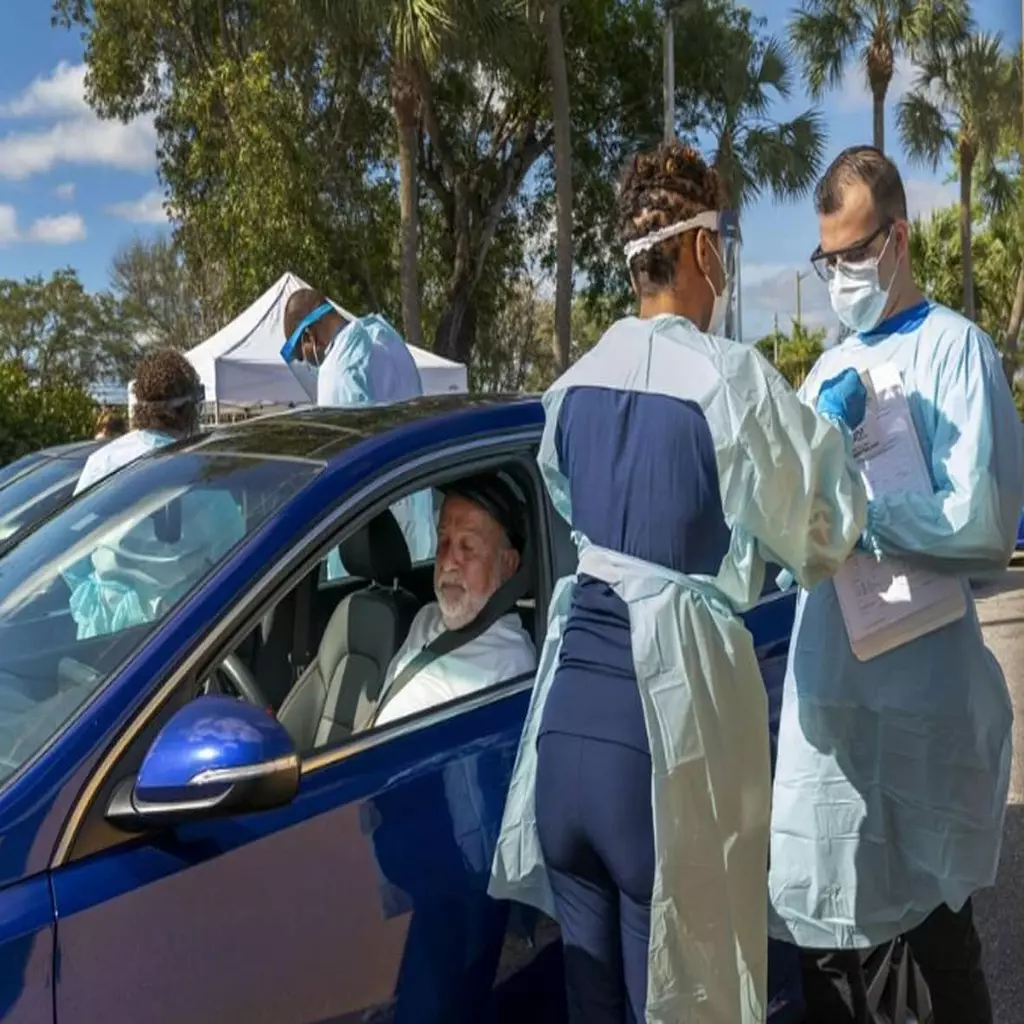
[501,545,520,580]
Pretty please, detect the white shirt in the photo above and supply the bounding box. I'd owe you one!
[375,604,536,726]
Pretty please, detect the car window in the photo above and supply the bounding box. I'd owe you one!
[249,468,539,755]
[0,450,321,791]
[0,458,85,543]
[317,487,439,586]
[0,452,48,491]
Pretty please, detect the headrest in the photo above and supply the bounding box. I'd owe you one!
[338,508,411,584]
[440,472,527,554]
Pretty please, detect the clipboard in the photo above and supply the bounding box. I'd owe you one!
[833,363,966,661]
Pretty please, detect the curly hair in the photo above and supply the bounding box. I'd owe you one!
[132,348,202,433]
[95,407,127,438]
[618,142,725,296]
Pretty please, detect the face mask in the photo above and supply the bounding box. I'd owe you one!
[702,236,728,334]
[829,229,897,333]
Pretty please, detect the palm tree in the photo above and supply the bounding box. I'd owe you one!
[706,34,827,337]
[788,0,971,152]
[898,33,1018,321]
[346,0,503,352]
[386,1,461,353]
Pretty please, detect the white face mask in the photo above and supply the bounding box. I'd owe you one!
[702,235,728,334]
[828,229,897,333]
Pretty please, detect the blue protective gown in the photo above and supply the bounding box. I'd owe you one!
[769,301,1024,950]
[316,314,436,570]
[74,430,175,495]
[490,314,868,1023]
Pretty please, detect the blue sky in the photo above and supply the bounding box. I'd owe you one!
[0,0,1019,343]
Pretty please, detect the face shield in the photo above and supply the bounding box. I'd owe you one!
[133,385,206,434]
[623,209,743,340]
[280,301,335,402]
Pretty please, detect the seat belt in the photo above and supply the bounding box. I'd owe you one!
[290,573,314,681]
[371,567,532,726]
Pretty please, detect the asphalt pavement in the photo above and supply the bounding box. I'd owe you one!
[971,562,1024,1024]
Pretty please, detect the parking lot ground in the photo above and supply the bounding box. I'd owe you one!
[971,563,1024,1024]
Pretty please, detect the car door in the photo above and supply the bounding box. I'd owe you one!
[49,434,558,1024]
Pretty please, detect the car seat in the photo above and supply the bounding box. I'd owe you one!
[278,509,419,751]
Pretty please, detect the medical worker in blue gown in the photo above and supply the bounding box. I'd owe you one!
[490,142,872,1024]
[281,289,435,570]
[769,146,1024,1024]
[75,348,205,495]
[69,348,244,639]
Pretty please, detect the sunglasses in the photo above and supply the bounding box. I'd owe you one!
[810,222,893,282]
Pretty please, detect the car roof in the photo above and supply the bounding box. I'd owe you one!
[180,394,544,463]
[44,439,104,461]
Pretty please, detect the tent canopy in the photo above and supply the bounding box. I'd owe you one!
[185,272,467,408]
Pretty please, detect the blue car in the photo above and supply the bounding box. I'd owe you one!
[1017,508,1023,550]
[0,397,811,1023]
[0,440,103,549]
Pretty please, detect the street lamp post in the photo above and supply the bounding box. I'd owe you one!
[662,0,698,143]
[796,269,809,327]
[663,2,676,143]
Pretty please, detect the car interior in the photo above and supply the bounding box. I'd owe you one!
[208,459,546,754]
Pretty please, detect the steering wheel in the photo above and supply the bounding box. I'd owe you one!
[215,653,272,709]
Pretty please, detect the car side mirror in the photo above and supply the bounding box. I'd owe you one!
[106,695,299,832]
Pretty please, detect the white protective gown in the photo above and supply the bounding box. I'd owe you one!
[490,314,867,1023]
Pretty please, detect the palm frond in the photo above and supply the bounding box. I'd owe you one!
[788,4,862,98]
[756,37,792,98]
[899,0,972,57]
[976,161,1017,218]
[742,108,827,205]
[897,91,953,169]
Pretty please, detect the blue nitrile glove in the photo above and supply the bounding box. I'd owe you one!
[816,367,866,429]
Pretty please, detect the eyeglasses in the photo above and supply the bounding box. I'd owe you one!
[809,222,892,282]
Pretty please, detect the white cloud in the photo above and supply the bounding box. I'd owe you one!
[741,260,838,341]
[26,213,87,244]
[0,61,90,119]
[0,206,87,246]
[0,117,156,180]
[904,178,957,221]
[106,189,168,224]
[54,182,75,200]
[0,205,18,245]
[0,62,157,180]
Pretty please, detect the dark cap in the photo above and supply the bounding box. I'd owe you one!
[440,473,527,553]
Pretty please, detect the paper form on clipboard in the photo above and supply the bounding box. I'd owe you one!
[833,362,966,661]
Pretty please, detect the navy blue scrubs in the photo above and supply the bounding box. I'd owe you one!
[537,385,730,1023]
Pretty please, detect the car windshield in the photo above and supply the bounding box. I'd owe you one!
[0,458,86,543]
[0,452,48,491]
[0,449,321,789]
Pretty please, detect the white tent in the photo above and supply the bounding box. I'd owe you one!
[183,272,467,413]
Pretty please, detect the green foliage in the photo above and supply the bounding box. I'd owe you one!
[0,269,137,385]
[909,203,1021,344]
[755,320,826,387]
[0,360,96,466]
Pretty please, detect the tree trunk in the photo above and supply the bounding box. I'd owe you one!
[1002,261,1024,385]
[391,64,425,351]
[959,146,975,322]
[872,91,885,152]
[545,0,573,373]
[434,277,478,367]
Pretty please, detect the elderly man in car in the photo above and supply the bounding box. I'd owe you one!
[374,473,537,726]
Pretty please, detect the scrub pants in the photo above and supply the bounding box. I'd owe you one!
[800,899,992,1024]
[535,732,655,1024]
